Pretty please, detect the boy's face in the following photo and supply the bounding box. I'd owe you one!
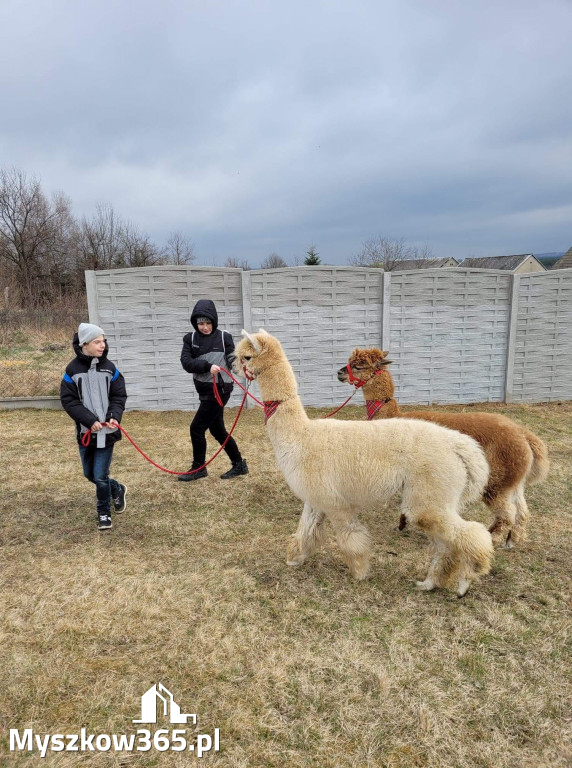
[83,335,106,357]
[198,320,213,335]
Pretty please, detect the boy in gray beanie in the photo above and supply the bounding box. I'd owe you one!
[78,322,105,346]
[60,324,128,530]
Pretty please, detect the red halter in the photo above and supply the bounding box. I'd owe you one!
[345,364,386,389]
[345,363,366,388]
[243,364,256,382]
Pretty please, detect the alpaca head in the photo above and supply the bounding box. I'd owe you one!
[235,329,285,381]
[337,348,393,385]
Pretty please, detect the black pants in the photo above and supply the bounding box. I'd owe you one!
[190,392,242,467]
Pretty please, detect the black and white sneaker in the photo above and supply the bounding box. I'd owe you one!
[98,513,112,530]
[113,484,127,513]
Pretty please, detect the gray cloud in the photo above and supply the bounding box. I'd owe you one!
[1,0,571,265]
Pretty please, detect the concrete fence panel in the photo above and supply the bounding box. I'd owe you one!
[512,269,572,402]
[85,265,572,410]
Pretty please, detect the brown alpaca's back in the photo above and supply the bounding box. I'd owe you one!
[398,411,533,502]
[341,347,550,547]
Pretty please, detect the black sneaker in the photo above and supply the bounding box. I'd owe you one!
[220,459,249,479]
[177,467,208,482]
[98,513,112,530]
[113,484,127,513]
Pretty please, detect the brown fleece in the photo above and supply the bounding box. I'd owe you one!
[340,348,550,546]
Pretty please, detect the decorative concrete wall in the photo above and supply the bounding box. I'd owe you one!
[86,265,572,410]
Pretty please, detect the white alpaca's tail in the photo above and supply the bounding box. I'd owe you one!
[452,433,490,505]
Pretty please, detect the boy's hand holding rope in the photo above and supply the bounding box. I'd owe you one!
[80,367,360,473]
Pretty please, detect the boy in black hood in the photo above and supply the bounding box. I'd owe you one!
[179,299,248,481]
[60,323,128,529]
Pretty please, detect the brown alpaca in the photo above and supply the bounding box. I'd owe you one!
[338,348,550,547]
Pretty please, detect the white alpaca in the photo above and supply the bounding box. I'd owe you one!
[235,329,494,597]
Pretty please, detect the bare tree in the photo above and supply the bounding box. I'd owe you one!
[223,256,251,270]
[79,203,164,271]
[118,221,163,268]
[260,252,288,269]
[78,203,123,272]
[0,168,77,306]
[350,236,435,271]
[165,231,196,265]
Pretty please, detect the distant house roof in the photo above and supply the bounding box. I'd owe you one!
[392,257,459,270]
[459,254,545,271]
[552,248,572,270]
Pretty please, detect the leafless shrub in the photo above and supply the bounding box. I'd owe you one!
[350,236,435,271]
[260,252,288,269]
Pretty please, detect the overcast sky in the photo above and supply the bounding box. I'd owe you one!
[1,0,571,266]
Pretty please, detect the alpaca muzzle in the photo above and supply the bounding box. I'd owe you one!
[343,364,366,388]
[243,364,256,381]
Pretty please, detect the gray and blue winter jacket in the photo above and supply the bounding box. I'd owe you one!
[60,334,127,447]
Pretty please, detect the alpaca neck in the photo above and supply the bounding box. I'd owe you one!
[361,376,402,417]
[257,360,304,409]
[257,359,309,431]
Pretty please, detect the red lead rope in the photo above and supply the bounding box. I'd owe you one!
[216,365,359,418]
[80,366,362,472]
[81,387,249,475]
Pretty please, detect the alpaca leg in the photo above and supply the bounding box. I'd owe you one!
[416,541,443,591]
[286,503,326,566]
[402,493,463,592]
[510,482,529,545]
[487,491,517,548]
[416,539,458,592]
[418,522,493,597]
[331,516,372,581]
[454,520,494,597]
[405,489,493,596]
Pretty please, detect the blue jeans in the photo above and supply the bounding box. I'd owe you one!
[79,443,121,514]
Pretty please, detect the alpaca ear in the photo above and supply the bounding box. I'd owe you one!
[241,329,262,353]
[372,349,393,368]
[380,350,393,366]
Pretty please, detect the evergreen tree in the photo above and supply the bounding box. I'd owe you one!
[304,245,321,265]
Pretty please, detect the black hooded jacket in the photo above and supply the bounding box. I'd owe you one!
[180,299,236,401]
[60,334,127,446]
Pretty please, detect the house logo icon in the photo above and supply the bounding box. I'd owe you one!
[133,684,196,725]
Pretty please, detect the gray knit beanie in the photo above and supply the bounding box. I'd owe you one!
[78,322,105,346]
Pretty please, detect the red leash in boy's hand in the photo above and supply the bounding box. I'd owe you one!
[81,387,249,475]
[80,367,359,461]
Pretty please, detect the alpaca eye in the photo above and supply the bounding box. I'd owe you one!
[243,355,251,361]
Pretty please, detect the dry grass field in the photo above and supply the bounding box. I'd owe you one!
[1,400,571,767]
[0,317,75,397]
